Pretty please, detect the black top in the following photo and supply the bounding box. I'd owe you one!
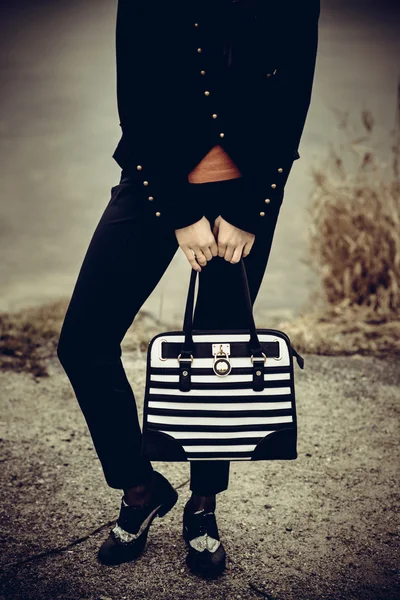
[112,0,320,234]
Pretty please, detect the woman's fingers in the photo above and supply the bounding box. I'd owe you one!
[182,246,202,272]
[219,241,253,263]
[176,217,220,271]
[201,245,213,262]
[242,240,253,258]
[181,239,220,271]
[209,237,219,257]
[192,246,208,267]
[231,245,244,264]
[223,244,235,263]
[178,216,254,270]
[183,241,249,269]
[215,218,255,262]
[217,242,227,258]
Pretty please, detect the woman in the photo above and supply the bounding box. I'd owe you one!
[57,0,319,577]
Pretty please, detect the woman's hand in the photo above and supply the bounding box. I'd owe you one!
[175,216,219,272]
[212,216,255,263]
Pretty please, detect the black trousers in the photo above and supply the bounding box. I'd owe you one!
[57,170,284,496]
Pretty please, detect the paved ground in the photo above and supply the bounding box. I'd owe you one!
[0,0,399,319]
[0,349,399,600]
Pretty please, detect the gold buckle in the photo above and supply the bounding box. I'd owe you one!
[177,353,194,363]
[250,352,267,364]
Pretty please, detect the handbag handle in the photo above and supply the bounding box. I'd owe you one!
[181,258,264,358]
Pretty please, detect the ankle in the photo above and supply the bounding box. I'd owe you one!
[123,473,155,506]
[187,493,216,513]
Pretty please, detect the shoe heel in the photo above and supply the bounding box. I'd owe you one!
[157,487,178,518]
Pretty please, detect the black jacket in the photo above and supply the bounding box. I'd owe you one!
[112,0,320,234]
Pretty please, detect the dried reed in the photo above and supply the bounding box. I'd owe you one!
[279,80,400,356]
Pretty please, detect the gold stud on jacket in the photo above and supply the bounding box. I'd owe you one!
[112,0,320,231]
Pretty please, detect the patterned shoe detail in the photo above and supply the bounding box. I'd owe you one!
[189,534,221,553]
[188,511,221,552]
[97,471,178,565]
[112,504,162,543]
[183,508,226,575]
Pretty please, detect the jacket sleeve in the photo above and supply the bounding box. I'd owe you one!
[113,0,205,231]
[218,0,320,235]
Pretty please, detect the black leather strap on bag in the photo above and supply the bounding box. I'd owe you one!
[158,255,304,393]
[181,258,264,359]
[176,258,268,391]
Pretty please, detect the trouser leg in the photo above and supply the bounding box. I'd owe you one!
[189,180,284,496]
[57,175,179,490]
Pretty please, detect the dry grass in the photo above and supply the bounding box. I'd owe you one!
[0,299,67,378]
[279,81,400,356]
[278,299,400,358]
[0,299,170,378]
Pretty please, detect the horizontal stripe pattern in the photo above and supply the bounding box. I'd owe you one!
[149,386,291,396]
[154,333,286,344]
[148,401,292,411]
[148,422,289,432]
[151,355,290,368]
[149,380,290,391]
[158,429,275,439]
[145,331,296,460]
[148,407,291,418]
[152,333,291,367]
[148,394,292,405]
[150,372,290,382]
[189,456,251,460]
[183,444,256,453]
[185,451,255,459]
[147,415,293,425]
[150,365,291,375]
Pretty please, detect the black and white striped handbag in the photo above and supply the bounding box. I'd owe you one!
[141,258,304,462]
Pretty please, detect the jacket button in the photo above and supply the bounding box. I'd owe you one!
[278,167,283,173]
[271,183,277,189]
[219,132,225,138]
[264,198,271,204]
[266,73,272,78]
[197,47,202,53]
[204,90,210,96]
[200,70,206,75]
[148,196,154,201]
[212,113,218,119]
[260,211,265,217]
[136,165,143,171]
[155,212,161,217]
[194,22,199,27]
[143,180,149,186]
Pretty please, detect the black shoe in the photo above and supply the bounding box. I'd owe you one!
[182,504,226,577]
[98,470,178,566]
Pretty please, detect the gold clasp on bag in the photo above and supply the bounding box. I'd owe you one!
[250,352,267,364]
[177,353,194,363]
[212,343,232,377]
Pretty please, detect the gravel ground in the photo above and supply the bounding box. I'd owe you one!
[0,351,399,600]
